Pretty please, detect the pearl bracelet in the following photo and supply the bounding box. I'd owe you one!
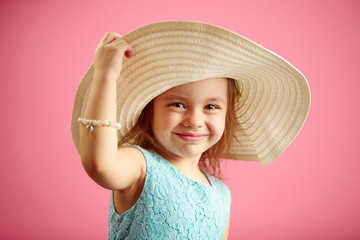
[78,118,121,134]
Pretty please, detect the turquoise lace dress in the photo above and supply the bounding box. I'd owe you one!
[108,146,231,239]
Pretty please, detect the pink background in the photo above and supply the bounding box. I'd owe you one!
[1,0,359,239]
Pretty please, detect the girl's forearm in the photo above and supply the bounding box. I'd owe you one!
[79,72,119,174]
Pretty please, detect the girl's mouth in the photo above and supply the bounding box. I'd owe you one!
[174,132,208,142]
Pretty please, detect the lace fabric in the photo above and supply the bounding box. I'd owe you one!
[108,146,231,239]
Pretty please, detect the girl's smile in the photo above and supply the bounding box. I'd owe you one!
[174,132,209,142]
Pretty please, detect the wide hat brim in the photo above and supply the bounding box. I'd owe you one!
[71,21,310,166]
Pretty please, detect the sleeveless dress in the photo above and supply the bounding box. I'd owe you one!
[108,146,231,239]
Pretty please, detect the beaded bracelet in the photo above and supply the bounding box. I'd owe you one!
[78,118,121,134]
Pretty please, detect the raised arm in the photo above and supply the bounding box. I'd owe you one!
[79,32,145,190]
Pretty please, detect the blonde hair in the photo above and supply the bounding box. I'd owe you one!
[119,78,241,178]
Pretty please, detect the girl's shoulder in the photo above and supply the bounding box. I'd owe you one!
[118,146,147,169]
[207,173,231,196]
[131,145,153,159]
[131,145,169,167]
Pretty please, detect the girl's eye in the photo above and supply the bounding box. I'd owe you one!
[205,104,219,110]
[170,102,185,108]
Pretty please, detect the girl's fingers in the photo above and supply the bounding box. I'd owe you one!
[97,32,134,58]
[111,37,130,47]
[111,38,134,58]
[125,49,134,58]
[101,32,122,45]
[123,45,134,58]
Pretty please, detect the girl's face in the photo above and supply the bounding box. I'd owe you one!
[152,77,228,162]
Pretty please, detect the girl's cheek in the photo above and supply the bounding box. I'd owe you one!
[161,115,178,129]
[210,117,226,134]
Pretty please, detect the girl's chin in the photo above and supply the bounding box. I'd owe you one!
[169,147,206,160]
[155,146,200,161]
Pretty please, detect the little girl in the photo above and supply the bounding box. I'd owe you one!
[72,21,310,239]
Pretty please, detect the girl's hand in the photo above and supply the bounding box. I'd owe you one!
[93,32,134,80]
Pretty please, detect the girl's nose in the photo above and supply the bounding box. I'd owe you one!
[183,109,203,128]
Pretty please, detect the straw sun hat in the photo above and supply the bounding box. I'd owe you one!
[71,21,310,166]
